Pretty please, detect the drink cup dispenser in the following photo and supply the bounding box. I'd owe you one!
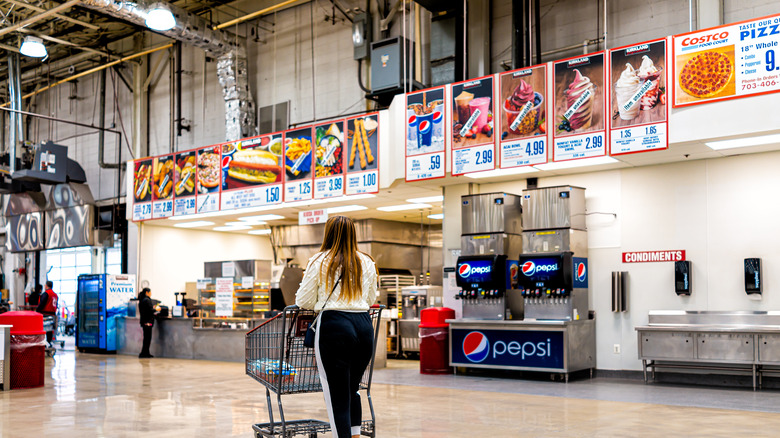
[744,258,762,296]
[674,261,691,296]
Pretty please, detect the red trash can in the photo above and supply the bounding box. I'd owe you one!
[0,311,46,389]
[419,307,456,375]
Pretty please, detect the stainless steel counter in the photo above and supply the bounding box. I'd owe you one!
[447,318,596,381]
[635,311,780,390]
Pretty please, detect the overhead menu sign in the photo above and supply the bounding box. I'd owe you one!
[195,145,221,214]
[220,134,284,210]
[173,149,197,215]
[284,127,314,202]
[151,154,174,218]
[673,13,780,107]
[609,38,669,155]
[131,159,153,221]
[314,121,346,199]
[450,76,496,175]
[498,64,549,168]
[345,114,379,195]
[405,86,446,181]
[552,52,607,162]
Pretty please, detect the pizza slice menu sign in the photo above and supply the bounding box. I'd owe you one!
[622,250,686,263]
[673,13,780,107]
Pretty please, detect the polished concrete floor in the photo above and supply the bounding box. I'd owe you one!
[3,340,780,437]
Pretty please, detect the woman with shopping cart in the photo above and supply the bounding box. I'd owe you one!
[295,215,378,438]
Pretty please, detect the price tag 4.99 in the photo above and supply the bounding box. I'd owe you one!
[501,138,547,168]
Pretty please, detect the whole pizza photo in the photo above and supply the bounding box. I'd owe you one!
[674,45,736,105]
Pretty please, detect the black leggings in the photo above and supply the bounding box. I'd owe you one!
[141,324,153,356]
[315,311,373,438]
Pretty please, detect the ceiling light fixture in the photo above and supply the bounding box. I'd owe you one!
[706,133,780,150]
[213,225,252,232]
[376,203,432,212]
[534,156,619,171]
[249,229,272,235]
[225,221,259,227]
[464,166,539,179]
[20,36,46,58]
[173,221,215,228]
[238,214,285,222]
[145,2,176,31]
[327,205,368,214]
[427,213,444,220]
[406,195,444,203]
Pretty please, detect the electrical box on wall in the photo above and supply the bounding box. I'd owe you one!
[352,12,372,60]
[674,261,691,296]
[744,258,762,296]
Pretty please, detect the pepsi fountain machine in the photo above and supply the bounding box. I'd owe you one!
[449,187,595,381]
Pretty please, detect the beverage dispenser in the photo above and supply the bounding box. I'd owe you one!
[517,251,588,321]
[455,254,523,320]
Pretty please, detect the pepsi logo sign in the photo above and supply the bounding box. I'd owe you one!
[462,331,489,363]
[458,263,491,277]
[419,120,431,133]
[576,262,587,282]
[522,261,558,276]
[521,261,535,276]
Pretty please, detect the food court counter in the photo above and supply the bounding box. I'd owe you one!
[118,316,257,362]
[447,318,596,381]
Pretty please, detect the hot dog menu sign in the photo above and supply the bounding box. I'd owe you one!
[130,113,379,221]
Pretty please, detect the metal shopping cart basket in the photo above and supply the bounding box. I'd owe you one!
[246,305,384,437]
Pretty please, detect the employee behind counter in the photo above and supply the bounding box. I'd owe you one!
[138,287,160,358]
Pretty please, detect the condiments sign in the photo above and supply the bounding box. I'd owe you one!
[622,250,686,263]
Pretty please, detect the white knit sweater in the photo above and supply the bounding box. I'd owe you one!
[294,251,378,311]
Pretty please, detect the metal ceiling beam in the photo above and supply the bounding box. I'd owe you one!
[4,0,100,30]
[0,0,81,37]
[0,41,20,53]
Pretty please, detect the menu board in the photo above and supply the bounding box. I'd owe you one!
[195,145,221,214]
[151,154,174,218]
[345,113,379,195]
[552,52,607,162]
[498,65,549,168]
[450,75,496,175]
[609,39,669,155]
[173,149,197,215]
[673,13,780,107]
[131,158,153,221]
[284,127,314,202]
[220,133,284,210]
[313,121,346,199]
[405,86,446,181]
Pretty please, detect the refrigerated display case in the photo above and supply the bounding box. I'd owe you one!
[76,274,136,352]
[196,260,275,328]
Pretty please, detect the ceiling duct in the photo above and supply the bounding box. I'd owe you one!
[79,0,256,141]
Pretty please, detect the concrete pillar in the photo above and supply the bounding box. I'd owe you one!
[696,0,722,30]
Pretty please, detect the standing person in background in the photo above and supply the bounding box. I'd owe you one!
[36,281,58,316]
[28,284,43,306]
[295,216,378,438]
[138,287,159,358]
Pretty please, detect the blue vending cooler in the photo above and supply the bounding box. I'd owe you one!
[76,274,136,353]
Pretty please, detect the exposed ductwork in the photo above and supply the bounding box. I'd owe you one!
[79,0,256,141]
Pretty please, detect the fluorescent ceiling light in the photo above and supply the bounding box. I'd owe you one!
[145,3,176,31]
[406,195,443,203]
[213,225,252,231]
[229,220,265,226]
[173,221,214,228]
[376,203,432,212]
[327,205,368,214]
[428,214,444,220]
[464,166,539,179]
[534,156,619,171]
[249,229,272,235]
[238,214,285,222]
[20,36,46,58]
[706,134,780,150]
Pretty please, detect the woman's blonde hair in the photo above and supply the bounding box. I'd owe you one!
[318,216,371,302]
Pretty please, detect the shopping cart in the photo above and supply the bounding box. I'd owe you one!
[43,314,64,356]
[246,305,384,437]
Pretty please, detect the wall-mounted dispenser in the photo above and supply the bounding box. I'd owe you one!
[611,271,628,312]
[744,258,762,296]
[674,261,691,296]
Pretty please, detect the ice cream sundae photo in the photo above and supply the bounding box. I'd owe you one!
[609,45,666,127]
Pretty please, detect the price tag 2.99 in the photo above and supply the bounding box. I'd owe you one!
[452,144,495,175]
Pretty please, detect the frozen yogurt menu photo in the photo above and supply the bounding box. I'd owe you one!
[553,52,606,161]
[499,64,548,168]
[220,134,284,210]
[450,75,496,175]
[609,39,668,155]
[284,127,314,202]
[405,86,446,181]
[673,13,780,107]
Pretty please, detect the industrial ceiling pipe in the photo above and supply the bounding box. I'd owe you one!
[98,67,120,169]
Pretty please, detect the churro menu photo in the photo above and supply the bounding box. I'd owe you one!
[151,154,174,219]
[220,134,284,210]
[345,114,379,195]
[553,52,607,161]
[195,145,221,214]
[609,39,668,155]
[673,13,780,107]
[132,159,153,221]
[284,127,314,202]
[450,75,496,175]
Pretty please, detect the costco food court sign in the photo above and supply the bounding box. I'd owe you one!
[622,250,686,263]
